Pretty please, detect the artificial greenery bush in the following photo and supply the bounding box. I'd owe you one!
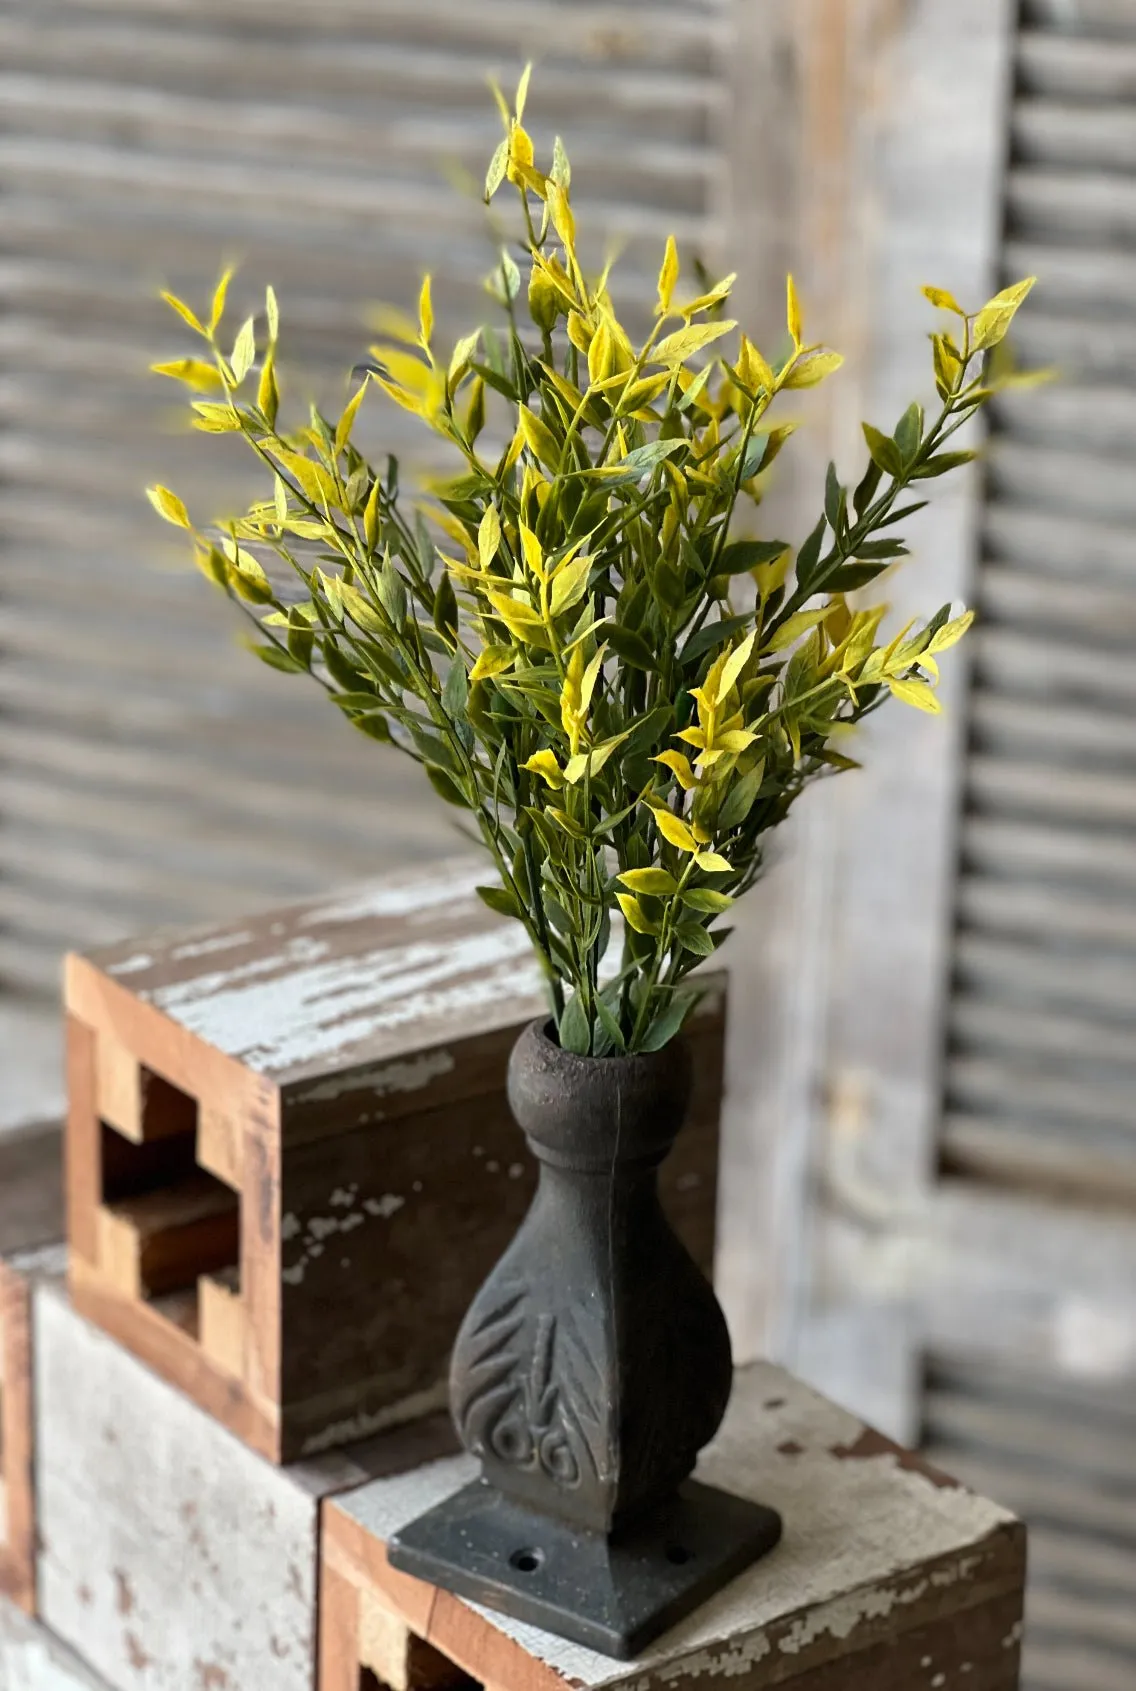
[149,72,1036,1056]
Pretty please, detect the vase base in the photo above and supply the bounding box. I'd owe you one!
[387,1477,782,1660]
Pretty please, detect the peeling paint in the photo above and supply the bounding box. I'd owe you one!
[292,1046,456,1105]
[170,930,253,963]
[106,952,153,977]
[299,1381,450,1456]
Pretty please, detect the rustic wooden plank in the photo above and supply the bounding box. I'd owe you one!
[322,1361,1024,1691]
[34,1282,457,1691]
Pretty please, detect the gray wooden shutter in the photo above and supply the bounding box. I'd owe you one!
[0,0,728,1120]
[943,0,1136,1209]
[937,4,1136,1685]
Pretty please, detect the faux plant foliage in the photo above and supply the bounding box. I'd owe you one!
[148,76,1038,1057]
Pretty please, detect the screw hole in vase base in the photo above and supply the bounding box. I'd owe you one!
[509,1548,544,1574]
[665,1544,694,1566]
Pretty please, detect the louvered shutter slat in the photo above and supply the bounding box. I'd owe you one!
[0,0,729,1094]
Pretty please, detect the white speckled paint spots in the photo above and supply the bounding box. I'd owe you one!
[299,865,486,928]
[282,1191,408,1285]
[106,952,154,978]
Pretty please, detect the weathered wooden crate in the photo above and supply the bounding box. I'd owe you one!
[64,860,727,1463]
[33,1282,458,1691]
[321,1362,1026,1691]
[0,1120,65,1617]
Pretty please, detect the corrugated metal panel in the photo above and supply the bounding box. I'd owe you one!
[0,0,728,1101]
[943,0,1136,1205]
[924,1352,1136,1691]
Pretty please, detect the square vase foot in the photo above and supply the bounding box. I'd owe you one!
[387,1477,783,1660]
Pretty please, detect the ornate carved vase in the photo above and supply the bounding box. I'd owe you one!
[388,1019,781,1658]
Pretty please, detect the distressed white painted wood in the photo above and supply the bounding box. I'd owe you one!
[327,1361,1023,1690]
[32,1283,415,1691]
[0,1596,110,1691]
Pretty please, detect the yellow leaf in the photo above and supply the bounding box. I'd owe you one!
[265,284,279,342]
[374,377,428,420]
[922,284,965,315]
[619,867,680,897]
[579,643,606,716]
[478,508,501,571]
[763,605,829,653]
[649,805,698,853]
[146,485,190,528]
[519,524,544,577]
[973,277,1036,350]
[781,349,844,390]
[334,376,369,454]
[926,609,974,655]
[221,540,272,603]
[257,352,279,427]
[231,315,256,384]
[418,274,434,346]
[470,644,514,681]
[363,477,381,550]
[515,61,532,122]
[210,267,233,332]
[508,122,535,180]
[150,358,224,393]
[587,320,615,386]
[786,274,803,347]
[616,893,657,935]
[618,372,670,413]
[693,852,732,874]
[340,582,387,634]
[550,552,592,617]
[161,290,206,336]
[717,630,756,702]
[487,590,548,646]
[275,448,339,509]
[657,235,679,315]
[523,749,564,788]
[191,400,242,433]
[888,677,941,714]
[566,312,593,356]
[736,336,775,396]
[448,329,480,386]
[653,750,697,790]
[548,181,576,253]
[652,320,736,369]
[518,405,561,469]
[679,274,736,318]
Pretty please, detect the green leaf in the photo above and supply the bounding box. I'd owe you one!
[558,991,592,1055]
[679,613,751,667]
[247,642,305,674]
[862,423,903,479]
[639,986,701,1052]
[682,888,734,914]
[593,438,685,488]
[593,992,627,1054]
[794,516,827,592]
[674,922,715,957]
[717,539,789,576]
[912,449,978,479]
[476,884,521,920]
[894,402,924,466]
[605,622,656,670]
[442,656,468,719]
[425,764,470,806]
[716,763,764,829]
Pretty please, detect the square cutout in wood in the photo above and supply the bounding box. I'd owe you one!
[65,862,729,1462]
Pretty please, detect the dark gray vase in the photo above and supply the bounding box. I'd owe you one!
[388,1020,781,1658]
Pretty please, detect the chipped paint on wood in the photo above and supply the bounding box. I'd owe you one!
[292,1048,456,1107]
[331,1362,1021,1691]
[0,1592,112,1688]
